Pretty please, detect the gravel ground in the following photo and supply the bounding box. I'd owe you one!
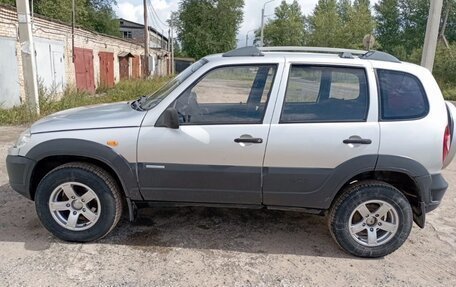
[0,126,455,286]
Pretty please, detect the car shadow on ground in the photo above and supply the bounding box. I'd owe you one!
[0,183,351,259]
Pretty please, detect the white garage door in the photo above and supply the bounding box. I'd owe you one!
[0,37,21,108]
[35,38,66,93]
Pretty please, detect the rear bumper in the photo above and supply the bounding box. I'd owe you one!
[414,173,448,228]
[424,174,448,213]
[6,155,35,200]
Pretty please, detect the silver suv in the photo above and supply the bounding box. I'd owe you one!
[6,46,456,258]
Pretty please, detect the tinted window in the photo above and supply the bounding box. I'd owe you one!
[377,69,428,120]
[281,66,368,123]
[169,65,277,125]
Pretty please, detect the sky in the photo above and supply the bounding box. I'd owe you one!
[114,0,379,47]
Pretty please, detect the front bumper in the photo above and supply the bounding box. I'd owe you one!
[6,155,36,200]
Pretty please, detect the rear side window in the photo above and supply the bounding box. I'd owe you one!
[281,65,369,123]
[377,69,429,120]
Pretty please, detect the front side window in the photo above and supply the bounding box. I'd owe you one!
[377,69,429,120]
[169,64,277,125]
[142,59,208,109]
[281,65,369,123]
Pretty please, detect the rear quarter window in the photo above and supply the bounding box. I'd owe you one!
[377,69,429,120]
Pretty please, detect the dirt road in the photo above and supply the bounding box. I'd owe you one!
[0,126,455,286]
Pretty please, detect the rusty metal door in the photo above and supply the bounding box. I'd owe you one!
[99,52,114,88]
[74,47,95,93]
[119,57,130,80]
[132,56,140,79]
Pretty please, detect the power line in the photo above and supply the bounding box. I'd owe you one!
[147,0,169,31]
[149,0,169,28]
[145,0,159,30]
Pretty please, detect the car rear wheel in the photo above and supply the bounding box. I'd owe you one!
[328,180,413,258]
[35,162,122,242]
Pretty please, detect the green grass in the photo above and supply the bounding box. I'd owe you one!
[443,86,456,101]
[0,77,171,125]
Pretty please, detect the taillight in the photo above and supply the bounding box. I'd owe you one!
[443,125,451,162]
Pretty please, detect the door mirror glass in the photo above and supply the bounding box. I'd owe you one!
[158,108,179,129]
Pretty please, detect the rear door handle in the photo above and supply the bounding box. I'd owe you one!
[343,138,372,145]
[234,138,263,144]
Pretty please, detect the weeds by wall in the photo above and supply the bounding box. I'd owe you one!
[0,77,171,125]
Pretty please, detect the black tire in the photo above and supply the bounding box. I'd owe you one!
[328,180,413,258]
[35,162,122,242]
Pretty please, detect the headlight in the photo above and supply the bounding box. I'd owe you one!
[14,128,31,148]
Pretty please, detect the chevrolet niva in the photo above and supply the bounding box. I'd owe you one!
[7,46,456,257]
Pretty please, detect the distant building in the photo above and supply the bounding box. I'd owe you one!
[118,18,170,76]
[118,18,168,50]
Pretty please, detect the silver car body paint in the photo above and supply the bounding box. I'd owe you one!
[31,102,146,134]
[10,51,454,185]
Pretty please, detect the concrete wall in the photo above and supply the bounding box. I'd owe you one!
[0,5,169,108]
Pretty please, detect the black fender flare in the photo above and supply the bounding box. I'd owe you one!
[26,139,142,200]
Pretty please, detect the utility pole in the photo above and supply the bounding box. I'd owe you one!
[171,24,174,75]
[260,7,265,47]
[245,29,256,47]
[143,0,150,78]
[16,0,39,114]
[421,0,443,72]
[168,29,171,75]
[260,0,274,47]
[71,0,75,63]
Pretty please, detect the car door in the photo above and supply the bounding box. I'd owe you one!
[263,62,380,209]
[137,62,282,204]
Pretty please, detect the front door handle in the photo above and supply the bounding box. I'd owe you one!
[343,138,372,145]
[234,137,263,144]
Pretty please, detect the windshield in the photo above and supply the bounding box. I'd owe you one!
[141,58,208,110]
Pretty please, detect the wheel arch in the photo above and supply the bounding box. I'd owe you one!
[330,155,432,228]
[26,139,142,201]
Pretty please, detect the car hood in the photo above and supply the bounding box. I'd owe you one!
[31,102,146,134]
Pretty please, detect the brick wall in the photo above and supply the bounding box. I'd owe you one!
[0,5,169,105]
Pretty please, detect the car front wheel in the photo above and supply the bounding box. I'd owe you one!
[35,162,122,242]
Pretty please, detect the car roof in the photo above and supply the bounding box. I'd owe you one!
[204,46,427,74]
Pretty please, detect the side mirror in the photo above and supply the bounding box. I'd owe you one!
[160,108,179,129]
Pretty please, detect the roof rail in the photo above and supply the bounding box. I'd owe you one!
[259,46,367,55]
[260,46,401,63]
[222,46,401,63]
[223,46,264,57]
[360,51,401,63]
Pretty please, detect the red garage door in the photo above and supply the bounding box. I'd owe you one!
[132,55,141,79]
[74,48,95,93]
[99,52,115,88]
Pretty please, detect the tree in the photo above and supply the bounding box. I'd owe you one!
[375,0,402,53]
[308,0,343,47]
[0,0,15,6]
[399,0,429,54]
[0,0,119,36]
[260,0,306,46]
[337,0,353,23]
[344,0,375,48]
[441,0,456,43]
[176,0,244,59]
